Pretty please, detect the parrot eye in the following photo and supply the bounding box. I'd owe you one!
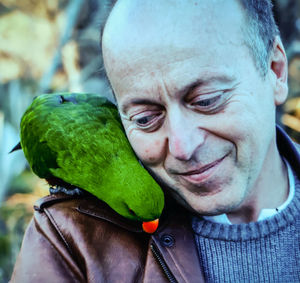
[59,95,67,104]
[59,95,77,104]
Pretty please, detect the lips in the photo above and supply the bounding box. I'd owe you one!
[173,153,228,184]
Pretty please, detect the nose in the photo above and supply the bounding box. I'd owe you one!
[167,110,205,161]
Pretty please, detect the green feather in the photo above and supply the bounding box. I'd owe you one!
[20,93,164,221]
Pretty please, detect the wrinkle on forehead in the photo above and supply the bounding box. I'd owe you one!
[107,48,203,80]
[102,0,245,57]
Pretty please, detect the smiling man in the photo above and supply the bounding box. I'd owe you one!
[11,0,300,282]
[101,0,300,281]
[103,0,290,226]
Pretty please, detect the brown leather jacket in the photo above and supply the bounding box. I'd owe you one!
[11,194,205,283]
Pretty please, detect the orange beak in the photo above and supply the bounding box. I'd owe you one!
[142,219,159,234]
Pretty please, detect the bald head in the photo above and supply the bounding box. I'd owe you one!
[102,0,279,85]
[102,0,248,95]
[102,0,242,50]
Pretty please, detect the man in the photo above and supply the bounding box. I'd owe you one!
[11,0,300,282]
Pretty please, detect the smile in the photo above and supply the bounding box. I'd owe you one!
[175,153,229,184]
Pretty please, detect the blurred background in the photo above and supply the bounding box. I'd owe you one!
[0,0,299,281]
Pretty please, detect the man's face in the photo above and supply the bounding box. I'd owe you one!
[103,0,282,215]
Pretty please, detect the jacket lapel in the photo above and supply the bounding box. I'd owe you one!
[149,210,205,283]
[77,197,205,282]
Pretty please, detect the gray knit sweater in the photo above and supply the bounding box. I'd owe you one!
[192,174,300,283]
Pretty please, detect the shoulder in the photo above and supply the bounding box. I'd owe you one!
[33,194,150,280]
[33,194,150,255]
[11,194,152,282]
[33,193,147,241]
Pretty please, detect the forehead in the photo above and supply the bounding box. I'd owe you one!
[103,0,245,55]
[102,0,248,98]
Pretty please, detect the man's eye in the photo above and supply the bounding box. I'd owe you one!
[189,93,227,112]
[192,96,220,107]
[131,111,164,130]
[136,116,154,125]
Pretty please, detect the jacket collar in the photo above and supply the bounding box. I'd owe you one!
[276,125,300,178]
[77,197,143,233]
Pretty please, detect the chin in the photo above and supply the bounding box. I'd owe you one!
[157,169,247,215]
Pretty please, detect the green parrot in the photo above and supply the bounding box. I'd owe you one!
[13,92,164,229]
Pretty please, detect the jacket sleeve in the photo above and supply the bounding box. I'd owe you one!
[10,210,85,283]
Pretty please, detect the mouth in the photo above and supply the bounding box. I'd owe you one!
[174,153,229,184]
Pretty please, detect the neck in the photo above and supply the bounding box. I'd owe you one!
[227,139,289,224]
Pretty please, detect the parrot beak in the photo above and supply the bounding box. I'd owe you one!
[9,142,22,153]
[142,219,159,234]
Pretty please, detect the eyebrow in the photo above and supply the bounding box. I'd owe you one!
[121,99,160,114]
[121,74,236,114]
[177,75,236,97]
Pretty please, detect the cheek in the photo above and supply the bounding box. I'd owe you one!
[127,134,166,165]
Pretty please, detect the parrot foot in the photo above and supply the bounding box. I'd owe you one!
[49,186,85,196]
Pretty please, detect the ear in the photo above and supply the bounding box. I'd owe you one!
[269,36,288,106]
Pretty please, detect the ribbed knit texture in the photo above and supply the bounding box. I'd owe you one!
[192,174,300,283]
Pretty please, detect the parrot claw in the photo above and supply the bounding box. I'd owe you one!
[50,186,85,196]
